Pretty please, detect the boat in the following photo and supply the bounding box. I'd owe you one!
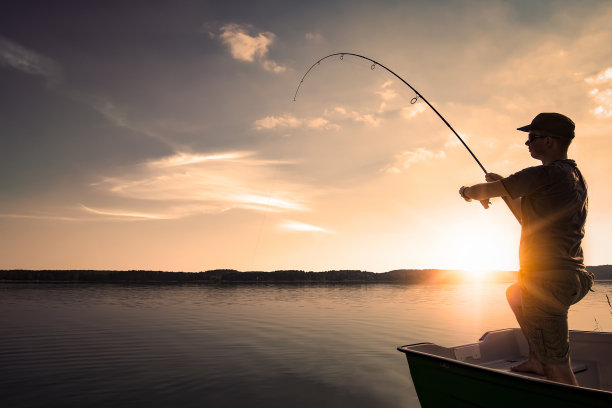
[397,328,612,407]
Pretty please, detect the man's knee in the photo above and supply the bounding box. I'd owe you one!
[506,283,521,310]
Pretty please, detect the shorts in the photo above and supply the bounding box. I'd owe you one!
[519,269,593,365]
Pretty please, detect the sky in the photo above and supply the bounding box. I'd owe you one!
[1,0,612,272]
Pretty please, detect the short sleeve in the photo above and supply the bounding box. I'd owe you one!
[501,165,558,199]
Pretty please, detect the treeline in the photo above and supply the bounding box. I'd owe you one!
[586,265,612,280]
[0,268,511,283]
[1,266,610,283]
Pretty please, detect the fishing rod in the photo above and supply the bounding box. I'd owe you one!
[294,52,520,222]
[294,52,486,173]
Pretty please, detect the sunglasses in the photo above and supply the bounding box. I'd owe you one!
[527,133,559,143]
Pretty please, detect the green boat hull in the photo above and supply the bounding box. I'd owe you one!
[400,348,612,408]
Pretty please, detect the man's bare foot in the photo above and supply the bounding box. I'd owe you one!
[544,363,578,386]
[511,359,545,376]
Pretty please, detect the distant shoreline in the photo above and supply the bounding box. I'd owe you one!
[1,266,611,284]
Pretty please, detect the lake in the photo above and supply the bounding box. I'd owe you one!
[1,281,611,407]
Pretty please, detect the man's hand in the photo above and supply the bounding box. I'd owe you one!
[485,172,503,182]
[478,173,502,209]
[460,186,491,209]
[459,186,472,202]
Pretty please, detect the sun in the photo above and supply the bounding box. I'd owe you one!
[422,207,520,280]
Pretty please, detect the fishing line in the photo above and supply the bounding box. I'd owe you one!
[294,52,521,222]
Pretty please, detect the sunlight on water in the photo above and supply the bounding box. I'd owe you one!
[1,281,611,407]
[462,268,492,282]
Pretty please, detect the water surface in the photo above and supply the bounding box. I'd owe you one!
[1,282,611,407]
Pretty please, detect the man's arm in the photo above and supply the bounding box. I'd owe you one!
[463,180,507,201]
[460,177,522,222]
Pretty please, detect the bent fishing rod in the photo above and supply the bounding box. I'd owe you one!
[294,52,520,222]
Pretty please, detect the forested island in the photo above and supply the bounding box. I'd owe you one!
[1,266,612,283]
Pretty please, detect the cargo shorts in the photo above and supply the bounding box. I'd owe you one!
[519,269,593,365]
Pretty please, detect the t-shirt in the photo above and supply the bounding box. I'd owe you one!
[501,159,587,273]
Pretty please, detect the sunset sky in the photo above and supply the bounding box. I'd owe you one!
[2,0,612,272]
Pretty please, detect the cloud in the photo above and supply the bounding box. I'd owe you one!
[0,213,80,221]
[585,67,612,84]
[280,220,331,233]
[80,205,172,220]
[219,24,286,73]
[255,107,383,132]
[264,81,419,133]
[586,67,612,118]
[376,80,398,101]
[374,81,400,114]
[370,81,426,119]
[328,107,381,126]
[306,117,332,130]
[91,99,129,127]
[590,91,612,118]
[385,148,446,174]
[0,38,173,149]
[87,151,308,220]
[81,96,178,148]
[444,132,468,148]
[148,152,247,168]
[0,35,61,85]
[305,32,324,42]
[261,60,285,74]
[253,114,340,131]
[254,114,302,130]
[400,104,427,120]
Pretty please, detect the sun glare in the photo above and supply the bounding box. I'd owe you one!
[463,268,491,282]
[424,207,520,280]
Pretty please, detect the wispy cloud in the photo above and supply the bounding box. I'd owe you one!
[218,24,286,73]
[81,96,178,148]
[80,205,172,220]
[385,148,446,174]
[376,80,398,101]
[0,37,175,149]
[444,132,468,149]
[328,107,381,126]
[148,152,247,168]
[0,36,61,85]
[254,114,302,130]
[260,80,425,133]
[91,98,129,127]
[255,107,383,130]
[253,114,340,131]
[305,32,324,43]
[0,213,79,221]
[585,67,612,84]
[400,104,427,119]
[383,131,467,174]
[87,151,308,220]
[586,67,612,118]
[280,220,332,233]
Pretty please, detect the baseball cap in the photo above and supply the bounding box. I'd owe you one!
[517,112,575,139]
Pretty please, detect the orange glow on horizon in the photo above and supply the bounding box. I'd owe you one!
[462,268,495,282]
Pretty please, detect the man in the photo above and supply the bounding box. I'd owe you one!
[458,112,593,385]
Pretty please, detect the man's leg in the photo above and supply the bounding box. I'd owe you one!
[506,282,544,375]
[538,271,593,386]
[519,271,588,385]
[543,361,577,385]
[508,280,576,383]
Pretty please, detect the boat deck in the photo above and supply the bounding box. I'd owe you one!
[479,358,591,380]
